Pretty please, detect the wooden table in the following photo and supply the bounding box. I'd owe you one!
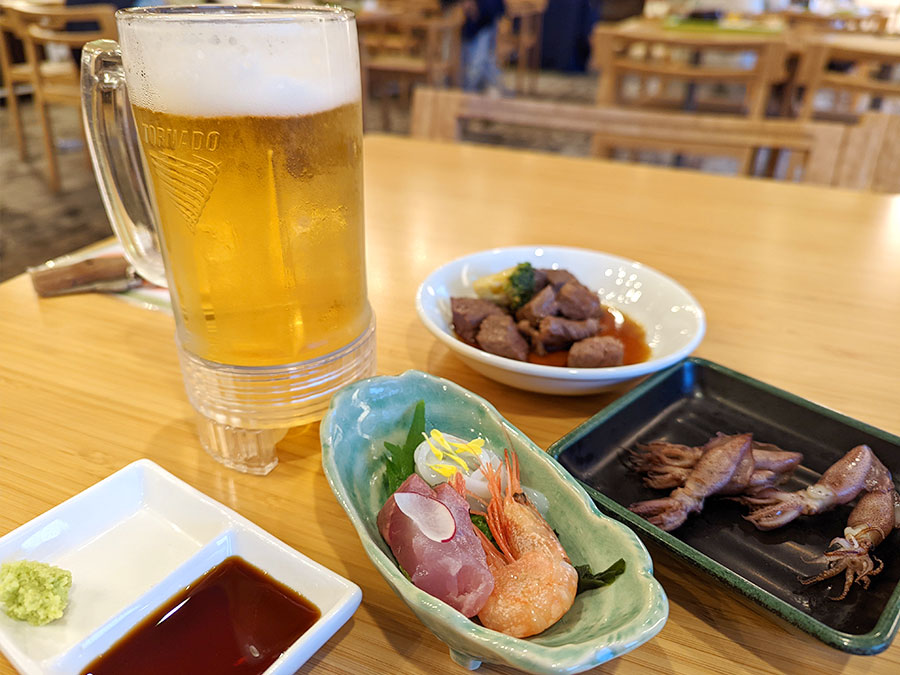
[592,16,900,61]
[2,135,900,674]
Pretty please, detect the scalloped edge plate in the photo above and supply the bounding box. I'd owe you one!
[320,370,668,673]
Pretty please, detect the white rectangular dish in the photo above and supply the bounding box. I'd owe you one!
[0,459,361,675]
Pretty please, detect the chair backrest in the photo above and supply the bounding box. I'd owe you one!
[7,3,116,104]
[410,86,855,186]
[10,3,117,47]
[376,0,443,16]
[505,0,549,16]
[361,6,463,84]
[592,25,787,119]
[796,36,900,121]
[498,0,547,50]
[496,0,547,93]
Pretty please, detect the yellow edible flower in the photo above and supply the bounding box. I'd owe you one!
[431,429,453,451]
[423,432,443,460]
[450,438,484,457]
[427,463,458,478]
[425,429,485,472]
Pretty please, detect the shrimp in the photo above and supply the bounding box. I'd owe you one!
[472,450,577,638]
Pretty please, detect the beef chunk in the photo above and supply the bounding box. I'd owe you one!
[539,268,577,291]
[476,314,529,361]
[536,316,601,352]
[533,268,549,292]
[517,318,537,338]
[567,336,625,368]
[556,281,602,320]
[515,285,558,326]
[516,319,544,355]
[451,297,506,344]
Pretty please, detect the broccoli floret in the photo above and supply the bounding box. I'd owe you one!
[505,262,536,311]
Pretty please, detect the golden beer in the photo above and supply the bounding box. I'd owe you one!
[86,6,375,472]
[131,102,370,367]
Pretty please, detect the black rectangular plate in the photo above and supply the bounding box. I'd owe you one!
[548,357,900,654]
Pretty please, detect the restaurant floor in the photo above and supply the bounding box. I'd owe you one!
[0,70,597,283]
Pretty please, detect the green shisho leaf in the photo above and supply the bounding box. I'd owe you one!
[469,513,495,545]
[384,400,426,495]
[575,558,626,595]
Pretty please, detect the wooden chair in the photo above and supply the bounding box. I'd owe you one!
[361,7,464,130]
[592,27,788,119]
[0,4,77,162]
[376,0,443,15]
[357,0,442,55]
[7,3,117,192]
[496,0,547,95]
[795,37,900,122]
[410,86,849,185]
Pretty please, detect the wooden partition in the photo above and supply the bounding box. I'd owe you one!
[410,87,900,192]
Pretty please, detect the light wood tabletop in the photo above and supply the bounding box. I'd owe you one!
[595,17,788,46]
[2,135,900,674]
[594,16,900,55]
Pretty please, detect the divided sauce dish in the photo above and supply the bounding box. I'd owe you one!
[415,245,705,395]
[320,370,668,674]
[0,460,361,674]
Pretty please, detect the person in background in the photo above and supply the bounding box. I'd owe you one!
[461,0,505,94]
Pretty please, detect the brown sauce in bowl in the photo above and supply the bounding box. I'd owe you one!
[80,556,320,675]
[527,305,650,367]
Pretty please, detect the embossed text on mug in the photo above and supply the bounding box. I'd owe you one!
[139,123,220,152]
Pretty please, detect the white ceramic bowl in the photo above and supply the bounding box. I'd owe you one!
[415,246,705,395]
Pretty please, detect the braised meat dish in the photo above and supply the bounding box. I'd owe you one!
[450,263,649,368]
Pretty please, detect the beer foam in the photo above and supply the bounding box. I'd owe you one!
[120,13,361,117]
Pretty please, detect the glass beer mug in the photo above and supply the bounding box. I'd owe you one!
[82,6,375,474]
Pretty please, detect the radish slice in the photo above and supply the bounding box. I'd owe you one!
[393,492,457,542]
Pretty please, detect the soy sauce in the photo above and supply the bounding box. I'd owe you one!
[81,556,321,675]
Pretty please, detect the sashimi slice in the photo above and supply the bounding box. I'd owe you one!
[378,475,494,617]
[378,474,433,546]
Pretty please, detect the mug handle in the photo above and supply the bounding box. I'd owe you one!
[81,39,167,287]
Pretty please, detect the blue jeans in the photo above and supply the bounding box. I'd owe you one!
[462,23,502,92]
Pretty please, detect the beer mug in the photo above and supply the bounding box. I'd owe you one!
[82,6,375,474]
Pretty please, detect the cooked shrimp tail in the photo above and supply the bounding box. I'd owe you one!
[477,449,577,638]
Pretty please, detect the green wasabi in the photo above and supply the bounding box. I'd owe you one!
[0,560,72,626]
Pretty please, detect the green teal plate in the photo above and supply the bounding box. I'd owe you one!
[550,357,900,655]
[320,370,668,673]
